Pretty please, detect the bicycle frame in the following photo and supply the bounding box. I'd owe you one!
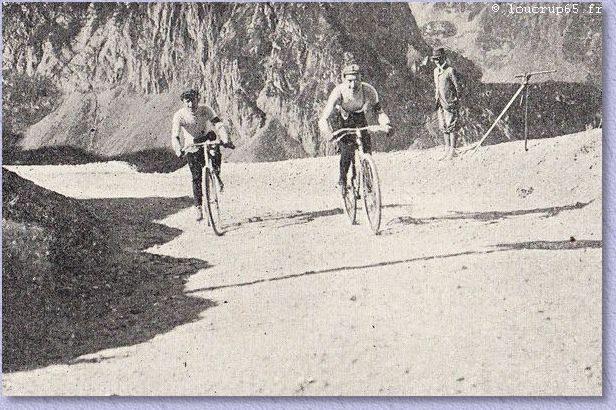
[330,125,382,153]
[331,125,385,179]
[184,139,222,172]
[183,139,224,235]
[194,142,220,169]
[331,126,383,233]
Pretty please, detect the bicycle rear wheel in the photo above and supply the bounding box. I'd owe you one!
[361,155,382,234]
[203,168,223,236]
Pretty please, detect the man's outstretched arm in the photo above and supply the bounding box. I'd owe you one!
[213,120,232,145]
[318,88,340,138]
[171,113,183,157]
[373,102,391,131]
[205,106,233,146]
[367,84,391,132]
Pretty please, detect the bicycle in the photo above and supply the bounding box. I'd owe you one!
[182,135,234,236]
[331,125,384,234]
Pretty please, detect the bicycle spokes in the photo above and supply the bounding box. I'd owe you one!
[341,170,358,225]
[361,156,382,234]
[364,172,372,193]
[203,169,223,236]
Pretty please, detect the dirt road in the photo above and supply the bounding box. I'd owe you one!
[3,130,602,395]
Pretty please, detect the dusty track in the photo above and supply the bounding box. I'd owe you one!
[3,130,601,395]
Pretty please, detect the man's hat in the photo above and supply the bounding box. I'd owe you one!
[431,47,446,59]
[342,64,361,76]
[180,89,200,101]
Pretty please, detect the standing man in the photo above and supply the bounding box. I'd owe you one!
[318,64,391,195]
[171,89,233,221]
[432,47,461,160]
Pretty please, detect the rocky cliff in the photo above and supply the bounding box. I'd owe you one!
[409,2,602,87]
[2,2,602,162]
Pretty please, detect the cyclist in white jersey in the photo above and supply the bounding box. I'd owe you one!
[171,89,234,221]
[318,64,391,194]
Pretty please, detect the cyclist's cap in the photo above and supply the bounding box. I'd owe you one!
[342,64,361,77]
[431,47,446,60]
[180,89,199,101]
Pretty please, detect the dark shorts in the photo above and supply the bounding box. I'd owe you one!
[331,110,372,185]
[186,147,222,206]
[330,109,372,153]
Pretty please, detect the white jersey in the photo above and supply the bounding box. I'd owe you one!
[328,82,379,114]
[172,105,219,153]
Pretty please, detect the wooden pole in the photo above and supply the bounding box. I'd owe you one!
[469,83,525,155]
[524,86,529,151]
[467,69,556,156]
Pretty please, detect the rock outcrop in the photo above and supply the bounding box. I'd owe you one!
[409,2,602,86]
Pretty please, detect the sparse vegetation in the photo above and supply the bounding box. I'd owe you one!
[2,73,61,134]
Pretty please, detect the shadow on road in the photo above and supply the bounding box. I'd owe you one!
[186,238,601,294]
[451,201,593,221]
[225,208,344,232]
[3,172,216,373]
[381,201,593,235]
[223,201,594,236]
[496,239,601,251]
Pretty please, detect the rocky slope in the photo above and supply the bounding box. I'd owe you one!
[2,2,602,162]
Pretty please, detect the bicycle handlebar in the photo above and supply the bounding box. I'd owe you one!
[185,141,223,149]
[330,125,387,141]
[180,141,235,157]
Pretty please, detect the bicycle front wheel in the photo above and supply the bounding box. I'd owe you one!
[361,155,382,234]
[203,168,223,236]
[342,178,357,225]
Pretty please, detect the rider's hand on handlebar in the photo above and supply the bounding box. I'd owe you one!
[223,141,236,150]
[368,124,391,133]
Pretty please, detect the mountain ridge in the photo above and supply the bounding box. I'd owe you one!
[2,2,601,163]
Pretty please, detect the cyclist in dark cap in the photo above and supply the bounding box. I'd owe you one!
[171,89,234,221]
